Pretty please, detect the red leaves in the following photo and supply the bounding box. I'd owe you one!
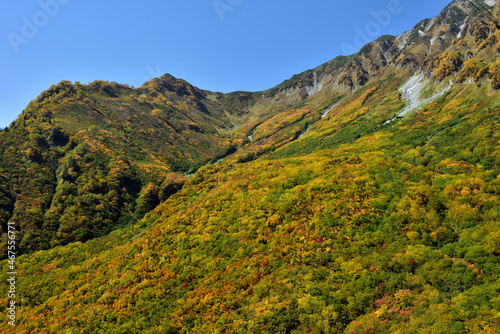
[374,299,386,309]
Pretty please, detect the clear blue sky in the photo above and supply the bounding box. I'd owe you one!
[0,0,451,128]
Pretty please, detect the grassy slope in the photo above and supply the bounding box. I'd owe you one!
[2,68,500,333]
[2,2,500,332]
[0,77,238,255]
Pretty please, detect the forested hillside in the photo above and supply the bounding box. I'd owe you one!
[1,0,500,332]
[0,75,241,254]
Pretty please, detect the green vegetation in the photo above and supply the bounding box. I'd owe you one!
[0,76,236,255]
[1,1,500,333]
[3,84,500,332]
[376,35,395,43]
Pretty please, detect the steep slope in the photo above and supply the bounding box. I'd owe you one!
[233,0,500,162]
[4,0,499,257]
[0,75,241,254]
[5,81,500,332]
[1,0,500,332]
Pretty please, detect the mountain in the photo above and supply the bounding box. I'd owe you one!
[0,74,242,253]
[1,0,500,332]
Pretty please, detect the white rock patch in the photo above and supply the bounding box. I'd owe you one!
[298,125,311,139]
[321,99,345,118]
[457,22,467,39]
[384,73,451,124]
[305,73,324,97]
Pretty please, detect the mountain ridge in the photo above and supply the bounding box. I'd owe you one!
[2,0,500,256]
